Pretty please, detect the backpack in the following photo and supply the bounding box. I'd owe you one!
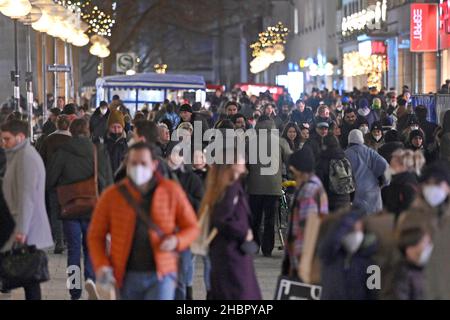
[328,158,355,195]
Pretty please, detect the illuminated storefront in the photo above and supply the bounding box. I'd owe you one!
[343,41,387,90]
[339,0,389,91]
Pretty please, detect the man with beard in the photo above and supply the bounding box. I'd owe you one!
[340,108,363,148]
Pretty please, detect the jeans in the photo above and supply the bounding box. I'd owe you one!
[249,195,278,255]
[48,190,64,244]
[120,272,177,300]
[191,254,211,291]
[175,249,192,300]
[63,220,95,299]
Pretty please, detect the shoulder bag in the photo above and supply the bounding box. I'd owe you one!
[57,144,99,220]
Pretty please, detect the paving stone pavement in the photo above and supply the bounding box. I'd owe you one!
[0,248,284,300]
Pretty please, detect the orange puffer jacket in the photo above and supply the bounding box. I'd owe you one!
[87,177,199,288]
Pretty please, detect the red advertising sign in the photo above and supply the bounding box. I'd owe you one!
[371,41,387,55]
[440,0,450,50]
[411,3,438,52]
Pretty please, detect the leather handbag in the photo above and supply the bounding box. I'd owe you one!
[0,244,49,291]
[57,145,99,220]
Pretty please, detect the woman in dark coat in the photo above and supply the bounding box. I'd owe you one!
[319,207,378,300]
[200,156,262,300]
[316,135,352,212]
[46,118,114,300]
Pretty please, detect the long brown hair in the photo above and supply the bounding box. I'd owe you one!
[198,163,234,219]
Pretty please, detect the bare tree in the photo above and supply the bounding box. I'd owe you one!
[81,0,272,84]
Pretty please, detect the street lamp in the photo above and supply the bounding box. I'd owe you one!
[0,0,32,111]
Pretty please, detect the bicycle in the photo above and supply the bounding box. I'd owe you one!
[277,181,296,250]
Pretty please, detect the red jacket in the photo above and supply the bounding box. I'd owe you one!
[88,177,199,288]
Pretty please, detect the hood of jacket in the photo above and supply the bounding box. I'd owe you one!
[59,137,94,158]
[321,146,346,160]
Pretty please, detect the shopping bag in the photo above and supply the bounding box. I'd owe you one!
[274,276,322,300]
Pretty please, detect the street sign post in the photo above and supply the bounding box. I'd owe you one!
[116,52,136,73]
[47,64,72,73]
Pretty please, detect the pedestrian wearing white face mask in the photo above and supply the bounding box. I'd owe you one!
[383,227,433,300]
[319,206,378,300]
[397,161,450,299]
[90,101,110,143]
[88,143,199,300]
[364,121,385,152]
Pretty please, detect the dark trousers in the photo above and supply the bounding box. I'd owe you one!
[48,190,64,243]
[24,282,41,300]
[63,220,95,299]
[249,195,278,256]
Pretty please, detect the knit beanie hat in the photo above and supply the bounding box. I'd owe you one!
[348,129,364,145]
[289,146,315,173]
[107,110,125,128]
[358,98,369,110]
[179,104,193,113]
[409,130,424,142]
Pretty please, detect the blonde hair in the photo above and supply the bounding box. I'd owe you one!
[391,149,426,176]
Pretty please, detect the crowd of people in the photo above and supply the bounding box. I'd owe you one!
[0,84,449,301]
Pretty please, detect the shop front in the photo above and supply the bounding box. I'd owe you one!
[339,0,390,91]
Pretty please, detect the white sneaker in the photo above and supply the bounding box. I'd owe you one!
[85,279,99,300]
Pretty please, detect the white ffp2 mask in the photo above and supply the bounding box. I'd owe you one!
[128,165,153,186]
[423,185,448,208]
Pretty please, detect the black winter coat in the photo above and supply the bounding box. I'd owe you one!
[46,137,114,194]
[381,171,418,218]
[89,108,110,142]
[0,179,14,249]
[316,148,351,212]
[173,165,204,213]
[104,134,128,175]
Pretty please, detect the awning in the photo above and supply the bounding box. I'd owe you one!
[96,73,206,91]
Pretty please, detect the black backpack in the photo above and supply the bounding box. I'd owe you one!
[328,158,355,195]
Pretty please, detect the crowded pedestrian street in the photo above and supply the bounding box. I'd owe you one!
[1,0,450,309]
[0,249,283,300]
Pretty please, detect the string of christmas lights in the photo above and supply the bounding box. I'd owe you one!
[53,0,115,37]
[251,22,289,58]
[250,22,289,74]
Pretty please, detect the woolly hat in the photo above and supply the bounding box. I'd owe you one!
[358,98,369,110]
[348,129,364,145]
[409,130,424,141]
[107,110,125,128]
[179,104,193,113]
[371,121,383,132]
[289,146,315,173]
